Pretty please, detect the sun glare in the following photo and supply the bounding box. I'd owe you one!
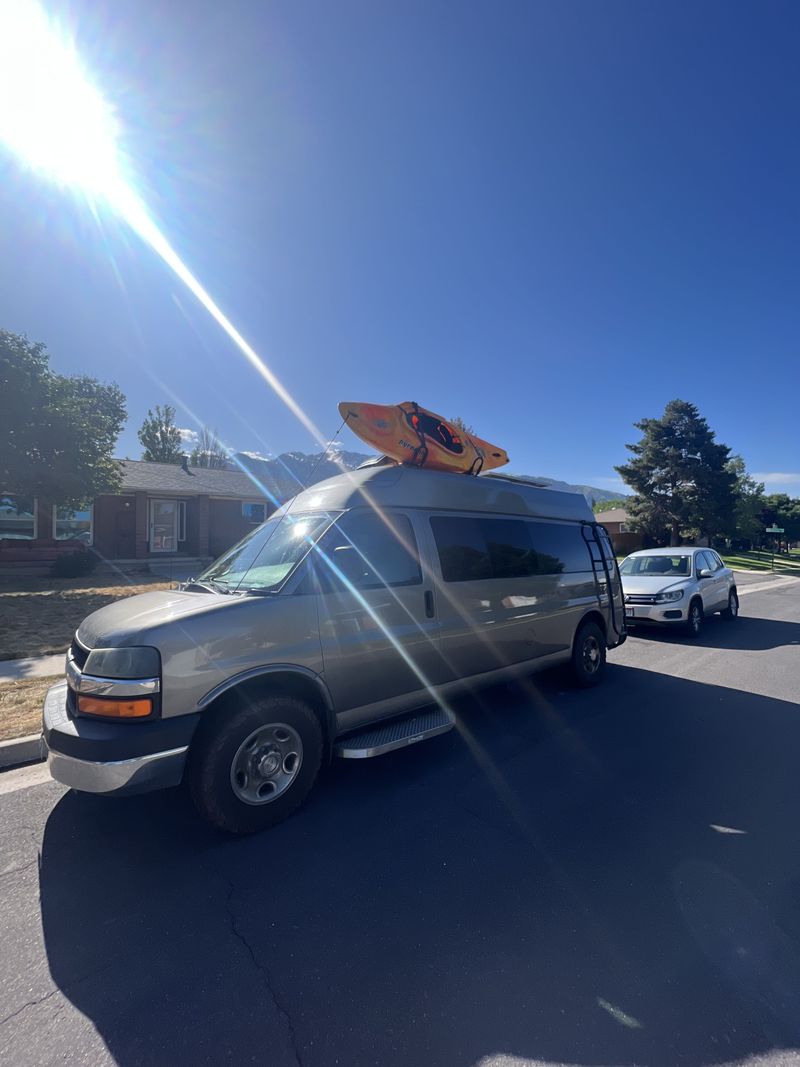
[0,0,328,452]
[0,0,122,194]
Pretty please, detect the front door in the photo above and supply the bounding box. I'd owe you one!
[314,508,446,727]
[149,499,178,553]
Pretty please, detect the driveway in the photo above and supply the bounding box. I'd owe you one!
[1,573,799,1066]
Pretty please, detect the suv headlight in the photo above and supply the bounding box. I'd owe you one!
[655,590,684,603]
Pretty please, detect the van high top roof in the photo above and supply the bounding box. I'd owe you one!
[281,465,594,523]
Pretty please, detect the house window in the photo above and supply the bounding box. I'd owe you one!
[54,505,93,544]
[619,523,629,533]
[178,501,187,542]
[242,501,267,524]
[0,494,37,540]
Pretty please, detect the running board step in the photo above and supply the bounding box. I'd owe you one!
[334,708,455,759]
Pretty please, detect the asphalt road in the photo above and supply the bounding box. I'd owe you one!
[1,571,799,1067]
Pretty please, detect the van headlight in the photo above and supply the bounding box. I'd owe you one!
[83,647,160,679]
[72,647,161,719]
[655,590,684,603]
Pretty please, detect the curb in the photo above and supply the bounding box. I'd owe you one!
[0,734,46,771]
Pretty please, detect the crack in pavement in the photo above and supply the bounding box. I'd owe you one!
[0,856,40,882]
[0,958,117,1031]
[0,987,59,1028]
[223,880,303,1067]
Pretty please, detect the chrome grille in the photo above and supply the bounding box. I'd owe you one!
[625,594,657,605]
[70,637,89,670]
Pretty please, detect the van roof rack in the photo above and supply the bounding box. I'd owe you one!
[481,472,550,488]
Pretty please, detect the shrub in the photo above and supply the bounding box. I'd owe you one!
[51,551,98,579]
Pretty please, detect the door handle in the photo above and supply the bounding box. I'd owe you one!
[424,590,435,618]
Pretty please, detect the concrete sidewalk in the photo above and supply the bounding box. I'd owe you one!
[0,653,65,685]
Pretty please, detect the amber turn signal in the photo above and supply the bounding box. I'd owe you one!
[77,695,152,718]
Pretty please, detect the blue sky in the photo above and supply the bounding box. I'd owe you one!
[1,0,799,495]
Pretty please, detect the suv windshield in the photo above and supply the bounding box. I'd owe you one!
[197,512,334,592]
[620,554,692,577]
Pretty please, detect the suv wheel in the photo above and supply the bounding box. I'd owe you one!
[188,694,323,834]
[571,620,606,687]
[722,589,739,620]
[684,599,703,639]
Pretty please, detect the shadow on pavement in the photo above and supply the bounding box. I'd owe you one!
[38,666,800,1066]
[627,613,800,651]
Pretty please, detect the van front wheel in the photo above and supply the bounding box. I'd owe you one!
[188,695,323,834]
[571,620,606,688]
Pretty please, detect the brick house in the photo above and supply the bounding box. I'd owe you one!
[0,459,275,567]
[593,506,643,555]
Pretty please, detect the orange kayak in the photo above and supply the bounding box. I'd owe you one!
[338,401,509,474]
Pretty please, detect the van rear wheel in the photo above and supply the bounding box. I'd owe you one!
[188,694,323,834]
[571,620,606,688]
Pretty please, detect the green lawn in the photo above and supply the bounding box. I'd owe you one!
[719,550,800,574]
[615,550,800,574]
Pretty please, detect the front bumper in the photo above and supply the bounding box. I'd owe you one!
[624,602,686,625]
[43,682,199,797]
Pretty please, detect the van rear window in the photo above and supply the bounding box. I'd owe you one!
[430,516,590,582]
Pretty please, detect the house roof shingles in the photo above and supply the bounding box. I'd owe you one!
[594,507,629,524]
[118,459,268,499]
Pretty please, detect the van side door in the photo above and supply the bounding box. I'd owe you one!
[426,514,597,677]
[313,508,447,728]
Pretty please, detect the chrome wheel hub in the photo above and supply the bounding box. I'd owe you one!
[230,723,303,805]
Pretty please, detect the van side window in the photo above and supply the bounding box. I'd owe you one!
[320,511,422,590]
[595,526,617,564]
[527,521,591,574]
[481,518,538,578]
[431,516,591,582]
[430,517,492,582]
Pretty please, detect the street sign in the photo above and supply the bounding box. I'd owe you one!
[766,525,784,533]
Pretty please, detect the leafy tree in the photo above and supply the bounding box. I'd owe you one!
[759,493,800,548]
[592,498,629,514]
[190,426,229,469]
[616,399,736,546]
[1,329,126,507]
[727,455,764,545]
[138,404,182,463]
[449,416,475,436]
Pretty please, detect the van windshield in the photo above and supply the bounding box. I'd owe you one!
[197,512,334,592]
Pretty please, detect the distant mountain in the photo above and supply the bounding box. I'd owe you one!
[233,448,374,501]
[507,475,629,506]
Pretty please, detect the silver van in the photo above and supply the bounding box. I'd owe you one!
[43,465,626,833]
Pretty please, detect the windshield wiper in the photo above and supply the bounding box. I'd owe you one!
[184,578,232,594]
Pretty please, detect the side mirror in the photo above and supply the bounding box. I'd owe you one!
[698,568,712,579]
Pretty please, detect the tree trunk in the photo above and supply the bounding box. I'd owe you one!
[670,523,681,547]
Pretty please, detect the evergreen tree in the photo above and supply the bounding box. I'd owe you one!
[616,399,736,545]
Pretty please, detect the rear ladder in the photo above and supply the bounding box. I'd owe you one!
[582,523,626,646]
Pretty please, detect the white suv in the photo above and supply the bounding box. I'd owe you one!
[619,546,738,638]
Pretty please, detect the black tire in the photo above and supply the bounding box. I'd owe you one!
[571,620,607,688]
[722,589,739,620]
[188,694,323,834]
[684,599,703,639]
